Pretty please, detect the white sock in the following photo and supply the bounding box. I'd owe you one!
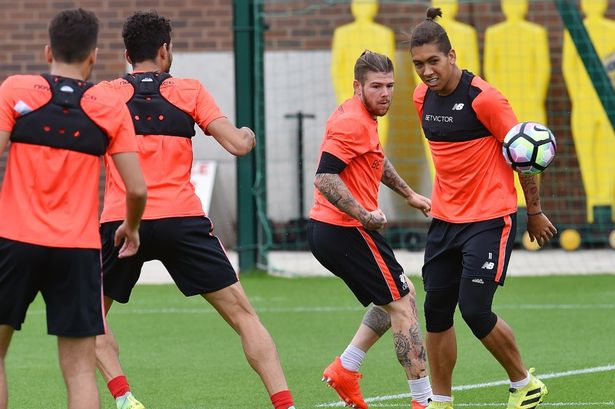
[340,344,366,372]
[510,371,530,389]
[409,376,433,405]
[431,394,453,402]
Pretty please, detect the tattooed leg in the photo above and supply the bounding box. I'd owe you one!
[362,306,391,336]
[386,294,428,379]
[347,306,391,353]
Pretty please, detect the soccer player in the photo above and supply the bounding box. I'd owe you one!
[0,8,146,409]
[94,11,296,409]
[308,50,433,409]
[410,8,556,409]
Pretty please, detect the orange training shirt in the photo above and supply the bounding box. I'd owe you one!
[413,71,518,223]
[0,74,138,248]
[99,74,225,222]
[310,95,384,227]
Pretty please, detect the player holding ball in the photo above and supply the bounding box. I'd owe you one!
[410,7,556,409]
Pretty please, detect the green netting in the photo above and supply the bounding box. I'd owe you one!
[244,0,615,273]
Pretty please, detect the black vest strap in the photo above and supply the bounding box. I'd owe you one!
[10,74,109,156]
[123,72,195,138]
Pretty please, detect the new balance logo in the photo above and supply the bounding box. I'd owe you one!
[481,261,495,270]
[451,103,465,110]
[472,278,485,284]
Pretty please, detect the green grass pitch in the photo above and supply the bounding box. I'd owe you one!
[4,273,615,408]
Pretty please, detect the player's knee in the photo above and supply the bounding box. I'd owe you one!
[387,298,414,325]
[458,301,497,339]
[406,278,417,298]
[424,289,457,333]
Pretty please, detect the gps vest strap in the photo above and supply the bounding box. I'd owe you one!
[123,72,195,138]
[11,74,109,156]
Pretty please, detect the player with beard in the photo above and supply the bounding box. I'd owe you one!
[308,50,433,409]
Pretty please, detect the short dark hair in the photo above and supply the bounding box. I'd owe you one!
[354,50,394,84]
[410,7,452,55]
[123,10,172,64]
[48,8,99,63]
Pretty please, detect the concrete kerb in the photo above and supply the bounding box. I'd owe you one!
[137,249,615,284]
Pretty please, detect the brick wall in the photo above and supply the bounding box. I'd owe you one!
[2,1,612,83]
[0,0,613,225]
[0,0,236,212]
[0,0,234,83]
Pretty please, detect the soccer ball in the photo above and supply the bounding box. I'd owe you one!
[502,122,556,175]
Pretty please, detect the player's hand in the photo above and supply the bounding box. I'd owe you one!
[114,221,141,258]
[241,127,256,151]
[362,208,387,230]
[526,212,557,247]
[406,192,431,217]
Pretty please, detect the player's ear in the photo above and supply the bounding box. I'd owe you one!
[83,48,97,81]
[90,47,98,66]
[449,48,457,65]
[160,43,169,60]
[44,45,53,64]
[125,49,132,65]
[353,79,361,95]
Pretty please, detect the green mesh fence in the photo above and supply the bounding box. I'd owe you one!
[251,0,615,274]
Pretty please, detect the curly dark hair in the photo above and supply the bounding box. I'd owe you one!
[122,10,172,64]
[48,8,99,63]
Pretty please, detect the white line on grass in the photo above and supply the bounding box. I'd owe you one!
[365,403,615,407]
[24,305,365,315]
[316,364,615,407]
[497,304,615,310]
[118,303,615,313]
[25,303,615,316]
[88,303,615,314]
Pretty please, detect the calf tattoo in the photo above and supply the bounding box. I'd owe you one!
[362,306,391,337]
[393,297,427,379]
[393,325,427,378]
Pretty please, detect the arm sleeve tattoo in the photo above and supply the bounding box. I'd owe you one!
[519,174,541,210]
[381,157,411,198]
[315,173,369,222]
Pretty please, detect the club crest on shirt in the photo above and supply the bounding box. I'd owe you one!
[399,273,409,291]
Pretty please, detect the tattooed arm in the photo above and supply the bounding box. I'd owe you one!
[314,173,385,230]
[519,174,557,246]
[381,157,431,217]
[518,174,541,213]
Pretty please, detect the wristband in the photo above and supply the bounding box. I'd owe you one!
[527,211,543,217]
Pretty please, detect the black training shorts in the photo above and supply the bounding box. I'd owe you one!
[101,216,238,303]
[0,238,105,336]
[422,213,517,291]
[308,219,411,307]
